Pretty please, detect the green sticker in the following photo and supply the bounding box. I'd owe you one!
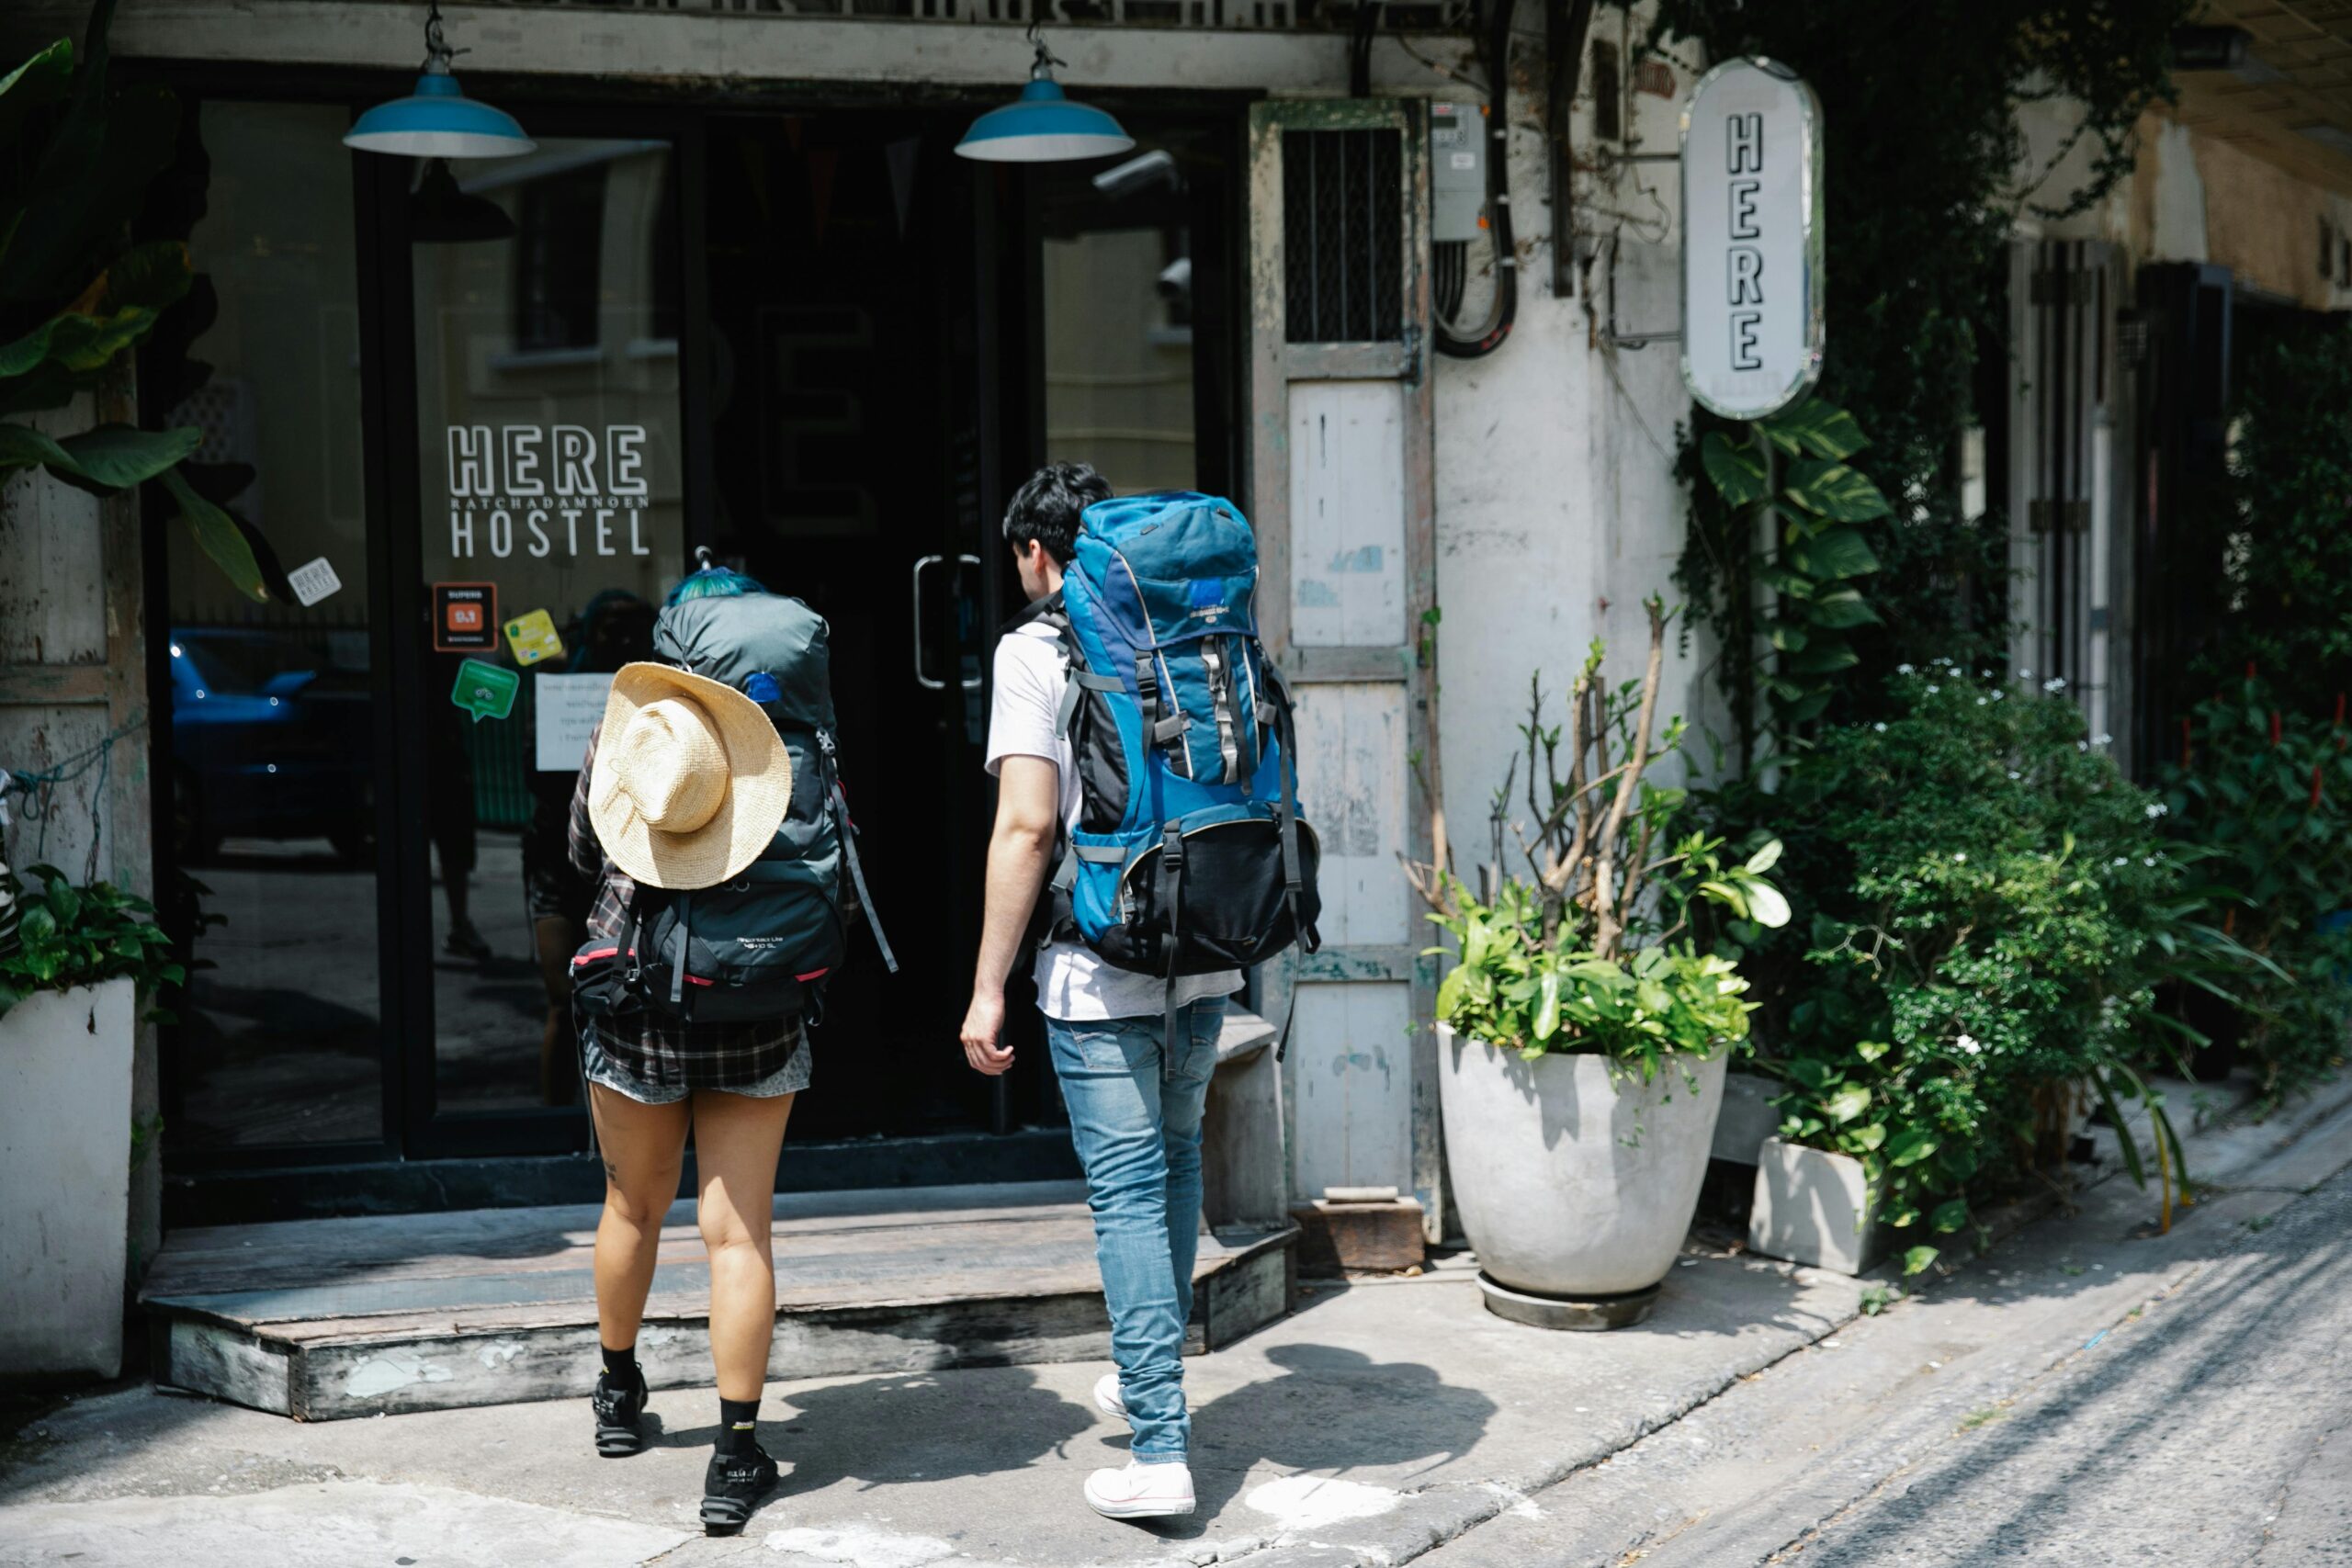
[451,658,520,723]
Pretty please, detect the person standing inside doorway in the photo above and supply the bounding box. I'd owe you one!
[960,462,1238,1521]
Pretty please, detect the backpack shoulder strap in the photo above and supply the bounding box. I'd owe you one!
[816,728,899,975]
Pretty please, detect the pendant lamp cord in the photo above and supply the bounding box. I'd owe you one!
[1024,19,1064,78]
[422,0,465,72]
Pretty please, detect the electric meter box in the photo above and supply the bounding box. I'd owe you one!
[1430,102,1487,243]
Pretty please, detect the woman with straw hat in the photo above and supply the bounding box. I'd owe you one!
[563,565,809,1536]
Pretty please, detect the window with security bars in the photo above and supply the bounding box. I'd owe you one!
[1283,128,1403,344]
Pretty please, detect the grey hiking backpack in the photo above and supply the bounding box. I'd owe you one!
[570,593,895,1029]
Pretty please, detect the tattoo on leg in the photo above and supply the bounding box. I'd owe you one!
[603,1157,623,1187]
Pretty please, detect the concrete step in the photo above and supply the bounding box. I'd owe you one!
[141,1179,1295,1420]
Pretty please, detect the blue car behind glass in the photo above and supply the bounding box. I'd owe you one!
[170,627,375,864]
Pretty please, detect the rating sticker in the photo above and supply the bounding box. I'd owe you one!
[450,658,520,723]
[287,558,343,607]
[503,607,565,666]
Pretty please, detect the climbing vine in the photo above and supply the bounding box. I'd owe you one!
[1643,0,2189,726]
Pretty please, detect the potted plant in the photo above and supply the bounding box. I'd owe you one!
[0,856,181,1379]
[1746,662,2211,1279]
[1404,602,1787,1326]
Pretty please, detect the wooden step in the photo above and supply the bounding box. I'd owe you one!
[141,1180,1296,1420]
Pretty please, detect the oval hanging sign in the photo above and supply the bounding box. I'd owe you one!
[1679,57,1825,421]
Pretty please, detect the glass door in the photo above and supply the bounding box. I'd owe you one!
[150,99,387,1156]
[395,130,693,1152]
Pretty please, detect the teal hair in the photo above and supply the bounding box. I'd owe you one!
[666,566,767,606]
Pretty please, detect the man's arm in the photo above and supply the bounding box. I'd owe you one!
[960,753,1059,1076]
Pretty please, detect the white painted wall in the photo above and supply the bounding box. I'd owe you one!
[1431,13,1721,898]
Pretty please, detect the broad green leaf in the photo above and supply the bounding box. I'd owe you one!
[1805,587,1883,629]
[1786,526,1882,581]
[1702,430,1770,506]
[45,423,200,491]
[1436,963,1467,1021]
[160,467,269,603]
[1766,619,1809,653]
[1698,879,1748,919]
[1887,1126,1939,1167]
[0,421,74,471]
[1901,1245,1940,1276]
[1782,457,1894,521]
[1931,1198,1970,1234]
[1760,398,1868,460]
[1823,1083,1871,1123]
[1534,970,1561,1041]
[1758,566,1816,599]
[1782,639,1861,677]
[1855,1039,1893,1062]
[1850,1122,1888,1151]
[1744,838,1785,875]
[0,302,162,378]
[0,39,73,155]
[1741,877,1792,929]
[89,240,194,314]
[1786,1057,1832,1092]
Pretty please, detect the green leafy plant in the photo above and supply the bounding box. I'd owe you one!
[0,856,183,1019]
[2160,672,2352,1100]
[1653,0,2187,714]
[1751,661,2200,1272]
[1403,600,1787,1081]
[0,0,267,599]
[1693,396,1890,764]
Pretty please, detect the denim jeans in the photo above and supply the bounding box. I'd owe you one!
[1046,995,1227,1464]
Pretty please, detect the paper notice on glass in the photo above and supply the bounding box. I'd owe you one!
[535,671,614,773]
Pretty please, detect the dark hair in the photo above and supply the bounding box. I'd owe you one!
[1003,461,1111,565]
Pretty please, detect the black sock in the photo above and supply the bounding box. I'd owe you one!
[717,1395,760,1455]
[601,1344,639,1386]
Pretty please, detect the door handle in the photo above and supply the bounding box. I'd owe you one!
[912,554,984,691]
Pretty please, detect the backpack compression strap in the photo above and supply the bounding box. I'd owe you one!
[1261,659,1318,959]
[1157,821,1186,1057]
[817,729,899,974]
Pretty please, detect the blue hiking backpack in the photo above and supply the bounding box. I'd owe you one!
[1029,491,1321,1040]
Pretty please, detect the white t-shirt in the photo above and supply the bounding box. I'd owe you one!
[986,619,1242,1022]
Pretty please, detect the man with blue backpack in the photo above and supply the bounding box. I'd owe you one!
[960,463,1320,1521]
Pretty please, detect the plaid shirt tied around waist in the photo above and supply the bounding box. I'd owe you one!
[568,724,805,1091]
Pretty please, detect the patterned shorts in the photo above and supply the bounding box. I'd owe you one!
[578,1025,811,1106]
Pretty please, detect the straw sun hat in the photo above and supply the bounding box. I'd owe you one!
[589,661,792,889]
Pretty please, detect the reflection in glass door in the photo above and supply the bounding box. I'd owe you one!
[153,100,382,1152]
[407,139,687,1119]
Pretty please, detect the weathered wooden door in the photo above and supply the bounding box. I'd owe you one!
[1245,101,1442,1237]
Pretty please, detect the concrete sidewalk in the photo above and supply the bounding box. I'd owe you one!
[6,1074,2347,1568]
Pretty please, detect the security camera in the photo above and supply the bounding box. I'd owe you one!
[1092,149,1180,200]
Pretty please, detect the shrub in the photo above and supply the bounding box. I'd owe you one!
[2159,674,2352,1100]
[1742,661,2195,1270]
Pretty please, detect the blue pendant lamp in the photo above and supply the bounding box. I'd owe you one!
[345,2,535,160]
[956,24,1134,164]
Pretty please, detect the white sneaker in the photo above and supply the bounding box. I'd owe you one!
[1093,1371,1129,1419]
[1084,1458,1195,1519]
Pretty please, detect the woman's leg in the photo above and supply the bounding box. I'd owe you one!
[691,1088,797,1401]
[588,1082,691,1350]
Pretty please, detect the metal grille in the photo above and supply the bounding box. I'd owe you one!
[1282,128,1403,344]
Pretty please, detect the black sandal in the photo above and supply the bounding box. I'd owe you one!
[700,1440,779,1535]
[591,1367,646,1458]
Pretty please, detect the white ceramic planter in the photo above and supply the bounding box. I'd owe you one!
[0,978,136,1378]
[1439,1023,1728,1300]
[1747,1135,1893,1275]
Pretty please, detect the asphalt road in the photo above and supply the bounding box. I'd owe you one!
[1792,1161,2352,1565]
